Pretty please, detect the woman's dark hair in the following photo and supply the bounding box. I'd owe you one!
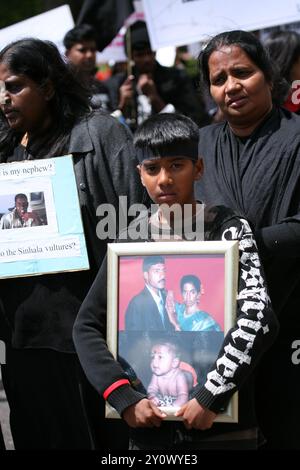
[180,274,201,293]
[0,38,91,159]
[198,30,289,104]
[264,30,300,83]
[63,24,97,50]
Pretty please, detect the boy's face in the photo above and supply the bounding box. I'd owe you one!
[138,156,203,207]
[150,344,178,376]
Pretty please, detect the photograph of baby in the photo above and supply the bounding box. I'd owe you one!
[118,330,224,416]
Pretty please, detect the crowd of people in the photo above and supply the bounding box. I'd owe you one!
[0,18,300,451]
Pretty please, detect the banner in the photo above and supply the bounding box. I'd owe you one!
[142,0,300,49]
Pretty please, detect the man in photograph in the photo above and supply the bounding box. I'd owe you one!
[125,256,175,331]
[0,193,42,229]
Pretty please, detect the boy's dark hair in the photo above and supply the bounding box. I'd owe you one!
[180,274,201,293]
[198,29,289,105]
[15,194,28,203]
[143,255,165,273]
[63,24,97,50]
[134,113,199,163]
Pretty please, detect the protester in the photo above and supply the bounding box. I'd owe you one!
[0,37,143,449]
[73,113,278,450]
[63,24,111,111]
[105,21,210,130]
[195,29,300,449]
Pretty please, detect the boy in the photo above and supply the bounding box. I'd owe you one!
[73,113,278,450]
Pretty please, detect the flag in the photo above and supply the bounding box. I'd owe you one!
[76,0,134,51]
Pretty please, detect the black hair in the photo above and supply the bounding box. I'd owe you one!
[133,113,199,162]
[63,24,97,50]
[15,193,27,203]
[264,30,300,83]
[143,255,165,272]
[180,274,201,293]
[198,30,289,104]
[0,38,90,159]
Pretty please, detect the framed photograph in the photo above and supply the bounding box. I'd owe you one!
[106,240,239,423]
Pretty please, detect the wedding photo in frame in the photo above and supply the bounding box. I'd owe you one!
[106,240,239,423]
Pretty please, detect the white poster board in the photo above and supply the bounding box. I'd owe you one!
[0,5,74,54]
[142,0,300,49]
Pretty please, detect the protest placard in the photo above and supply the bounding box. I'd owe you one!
[0,155,89,278]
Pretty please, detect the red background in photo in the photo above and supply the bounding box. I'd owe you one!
[118,254,225,330]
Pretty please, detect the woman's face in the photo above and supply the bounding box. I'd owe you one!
[208,45,273,131]
[0,63,52,135]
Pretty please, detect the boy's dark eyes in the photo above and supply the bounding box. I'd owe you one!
[144,165,159,174]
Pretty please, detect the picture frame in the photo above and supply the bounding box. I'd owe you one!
[106,240,239,423]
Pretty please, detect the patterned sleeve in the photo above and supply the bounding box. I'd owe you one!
[192,217,279,413]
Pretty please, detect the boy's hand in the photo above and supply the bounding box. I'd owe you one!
[118,75,134,111]
[175,398,217,430]
[122,399,166,428]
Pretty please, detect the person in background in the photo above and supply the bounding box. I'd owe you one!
[63,24,111,111]
[264,30,300,113]
[0,37,142,450]
[196,29,300,449]
[106,21,210,130]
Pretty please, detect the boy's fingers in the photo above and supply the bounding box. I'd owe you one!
[175,404,186,417]
[149,401,167,418]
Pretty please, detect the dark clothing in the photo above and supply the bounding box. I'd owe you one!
[0,110,143,449]
[125,287,174,331]
[1,110,143,352]
[105,62,210,128]
[73,206,278,449]
[195,106,300,449]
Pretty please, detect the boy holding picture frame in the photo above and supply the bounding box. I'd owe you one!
[73,113,278,450]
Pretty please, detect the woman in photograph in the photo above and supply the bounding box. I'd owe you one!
[196,29,300,449]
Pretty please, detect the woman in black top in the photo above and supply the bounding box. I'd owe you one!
[0,38,142,449]
[195,29,300,450]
